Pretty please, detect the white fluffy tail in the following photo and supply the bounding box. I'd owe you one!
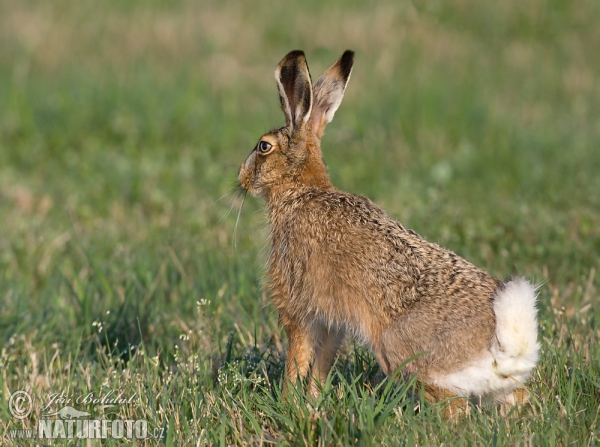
[491,278,540,385]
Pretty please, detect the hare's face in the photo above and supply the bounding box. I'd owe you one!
[239,50,354,198]
[238,128,299,197]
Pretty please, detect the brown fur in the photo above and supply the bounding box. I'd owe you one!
[238,50,530,415]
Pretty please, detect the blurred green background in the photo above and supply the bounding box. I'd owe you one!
[1,0,599,443]
[2,0,598,325]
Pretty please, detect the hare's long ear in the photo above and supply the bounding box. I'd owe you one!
[275,50,313,133]
[309,50,354,139]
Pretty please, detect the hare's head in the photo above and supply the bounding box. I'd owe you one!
[239,50,354,198]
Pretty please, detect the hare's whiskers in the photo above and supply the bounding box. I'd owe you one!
[218,189,241,224]
[233,190,247,252]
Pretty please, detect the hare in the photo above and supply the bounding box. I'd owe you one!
[238,50,539,415]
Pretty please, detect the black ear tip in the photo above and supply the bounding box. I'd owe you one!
[339,50,355,77]
[282,50,306,63]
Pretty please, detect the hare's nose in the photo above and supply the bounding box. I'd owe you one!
[238,161,251,183]
[244,151,256,170]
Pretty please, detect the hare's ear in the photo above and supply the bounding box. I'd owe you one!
[275,50,313,132]
[309,50,354,138]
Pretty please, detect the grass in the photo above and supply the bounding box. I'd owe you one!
[1,0,599,444]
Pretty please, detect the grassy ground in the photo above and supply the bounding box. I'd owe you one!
[1,0,599,445]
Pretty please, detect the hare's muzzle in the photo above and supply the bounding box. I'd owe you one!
[238,148,259,193]
[238,162,247,190]
[238,161,253,193]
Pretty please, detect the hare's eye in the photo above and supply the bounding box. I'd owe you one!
[257,141,273,155]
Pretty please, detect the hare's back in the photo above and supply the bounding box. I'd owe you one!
[293,190,500,313]
[299,191,499,372]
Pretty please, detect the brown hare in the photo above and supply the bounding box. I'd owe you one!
[238,50,539,416]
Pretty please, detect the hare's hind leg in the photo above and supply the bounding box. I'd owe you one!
[498,388,530,416]
[309,325,345,398]
[423,383,470,419]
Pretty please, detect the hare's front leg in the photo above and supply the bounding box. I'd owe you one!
[283,322,315,395]
[309,325,345,398]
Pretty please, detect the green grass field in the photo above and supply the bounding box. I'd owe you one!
[1,0,599,445]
